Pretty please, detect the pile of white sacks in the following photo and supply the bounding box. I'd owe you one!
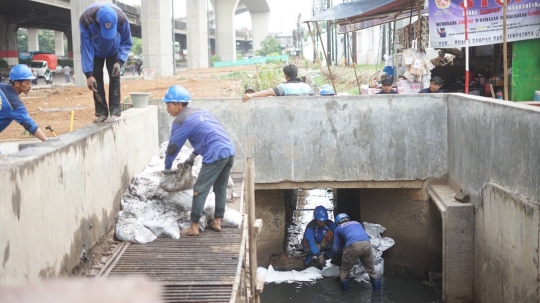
[258,222,394,284]
[115,142,242,244]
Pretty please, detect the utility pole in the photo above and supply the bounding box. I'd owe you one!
[326,0,331,66]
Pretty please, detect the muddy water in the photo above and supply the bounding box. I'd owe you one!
[261,275,440,303]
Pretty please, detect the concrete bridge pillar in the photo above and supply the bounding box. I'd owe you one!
[54,31,65,56]
[0,20,18,67]
[141,0,173,77]
[186,0,209,69]
[250,12,269,54]
[27,28,40,51]
[214,0,239,61]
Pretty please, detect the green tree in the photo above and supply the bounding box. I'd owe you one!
[18,29,28,52]
[132,37,142,55]
[38,30,55,53]
[255,36,281,56]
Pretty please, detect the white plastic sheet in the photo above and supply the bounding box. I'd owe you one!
[262,265,323,284]
[115,142,241,244]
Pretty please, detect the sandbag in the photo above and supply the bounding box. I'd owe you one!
[158,162,194,192]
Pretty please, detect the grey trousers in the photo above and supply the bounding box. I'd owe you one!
[340,241,377,281]
[190,155,234,223]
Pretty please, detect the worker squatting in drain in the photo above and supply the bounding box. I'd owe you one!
[162,85,235,237]
[0,65,49,148]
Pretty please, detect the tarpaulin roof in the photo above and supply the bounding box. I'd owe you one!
[305,0,424,31]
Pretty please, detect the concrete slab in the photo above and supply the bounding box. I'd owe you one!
[428,184,474,303]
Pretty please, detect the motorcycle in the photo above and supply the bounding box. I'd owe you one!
[43,68,53,85]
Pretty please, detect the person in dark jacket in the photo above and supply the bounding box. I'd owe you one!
[376,78,398,94]
[162,85,235,237]
[332,213,380,291]
[302,206,336,267]
[80,2,132,123]
[419,76,444,93]
[0,65,48,143]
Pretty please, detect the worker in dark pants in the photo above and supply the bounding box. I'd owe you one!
[302,206,336,267]
[332,213,381,291]
[162,85,235,237]
[80,2,132,123]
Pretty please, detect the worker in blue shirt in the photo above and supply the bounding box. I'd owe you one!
[332,213,380,291]
[302,206,336,267]
[79,2,132,123]
[0,65,48,143]
[162,85,235,236]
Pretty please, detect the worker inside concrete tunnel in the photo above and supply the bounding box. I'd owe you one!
[302,206,336,268]
[0,64,48,146]
[162,85,235,236]
[80,2,132,123]
[376,78,399,94]
[242,64,313,102]
[419,76,444,93]
[332,213,381,291]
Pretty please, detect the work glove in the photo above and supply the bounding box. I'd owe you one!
[87,77,97,92]
[111,62,121,78]
[184,153,196,166]
[162,168,175,175]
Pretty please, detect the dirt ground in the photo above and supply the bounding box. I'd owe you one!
[0,65,258,140]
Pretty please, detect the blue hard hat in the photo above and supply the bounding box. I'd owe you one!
[162,85,191,103]
[9,64,35,81]
[319,84,335,96]
[314,206,328,222]
[335,213,350,225]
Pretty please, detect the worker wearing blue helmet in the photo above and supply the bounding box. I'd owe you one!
[332,213,380,291]
[162,85,235,237]
[0,65,48,142]
[302,205,336,267]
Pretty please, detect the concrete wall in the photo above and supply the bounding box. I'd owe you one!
[255,190,286,267]
[447,95,540,302]
[0,107,158,281]
[154,95,448,184]
[360,188,430,277]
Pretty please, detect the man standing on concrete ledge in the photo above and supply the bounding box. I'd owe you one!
[80,2,132,123]
[332,213,380,291]
[162,85,235,236]
[242,64,313,102]
[419,76,444,93]
[0,65,48,142]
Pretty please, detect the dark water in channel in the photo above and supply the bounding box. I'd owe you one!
[261,275,440,303]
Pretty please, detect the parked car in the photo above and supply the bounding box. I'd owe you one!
[55,66,63,73]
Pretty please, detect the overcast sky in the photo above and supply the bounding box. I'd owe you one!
[118,0,335,33]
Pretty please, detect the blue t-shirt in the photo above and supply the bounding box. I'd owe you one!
[0,83,38,134]
[332,221,370,255]
[303,219,337,256]
[165,107,235,169]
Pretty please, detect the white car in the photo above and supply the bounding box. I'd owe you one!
[55,66,63,73]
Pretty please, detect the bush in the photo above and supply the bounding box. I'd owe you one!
[57,59,73,68]
[0,58,8,70]
[239,63,284,94]
[210,55,221,64]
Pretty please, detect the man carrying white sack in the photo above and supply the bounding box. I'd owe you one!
[162,85,235,236]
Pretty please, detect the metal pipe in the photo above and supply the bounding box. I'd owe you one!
[503,0,508,100]
[315,22,337,94]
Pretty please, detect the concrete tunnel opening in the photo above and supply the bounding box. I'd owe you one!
[255,186,444,294]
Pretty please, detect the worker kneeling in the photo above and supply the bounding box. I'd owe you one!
[162,85,235,236]
[332,213,381,291]
[302,206,336,267]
